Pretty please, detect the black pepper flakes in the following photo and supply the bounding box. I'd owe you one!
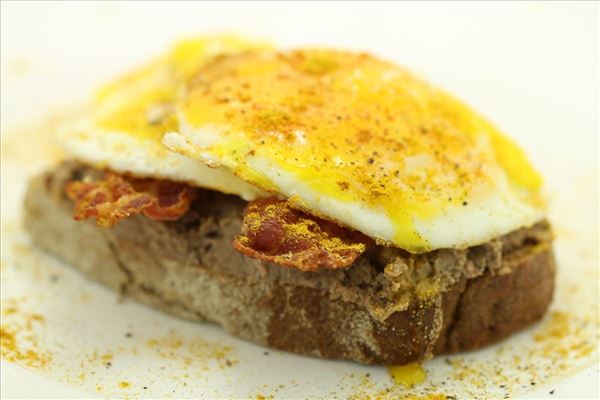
[367,158,374,164]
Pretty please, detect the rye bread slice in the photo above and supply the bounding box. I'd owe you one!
[23,162,555,365]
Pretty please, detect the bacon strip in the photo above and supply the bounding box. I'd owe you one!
[233,198,371,271]
[65,173,196,227]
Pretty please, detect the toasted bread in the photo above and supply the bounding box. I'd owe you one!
[24,162,555,365]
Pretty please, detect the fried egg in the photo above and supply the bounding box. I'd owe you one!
[164,49,545,251]
[59,35,271,200]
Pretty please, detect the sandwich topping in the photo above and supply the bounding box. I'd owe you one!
[64,170,371,271]
[59,36,546,256]
[234,198,371,271]
[66,172,196,227]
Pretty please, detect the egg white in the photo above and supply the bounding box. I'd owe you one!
[164,119,544,250]
[60,118,264,200]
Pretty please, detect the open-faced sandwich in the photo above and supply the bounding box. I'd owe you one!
[24,35,555,365]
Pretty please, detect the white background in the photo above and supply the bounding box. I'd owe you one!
[1,1,598,399]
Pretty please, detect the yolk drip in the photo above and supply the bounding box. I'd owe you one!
[388,363,427,387]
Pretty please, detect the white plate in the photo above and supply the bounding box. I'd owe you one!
[1,2,598,399]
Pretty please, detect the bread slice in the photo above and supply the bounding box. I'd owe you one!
[23,162,555,365]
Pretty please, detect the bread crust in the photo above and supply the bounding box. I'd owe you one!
[23,164,556,365]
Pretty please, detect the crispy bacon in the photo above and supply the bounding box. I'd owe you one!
[65,173,196,227]
[233,198,371,271]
